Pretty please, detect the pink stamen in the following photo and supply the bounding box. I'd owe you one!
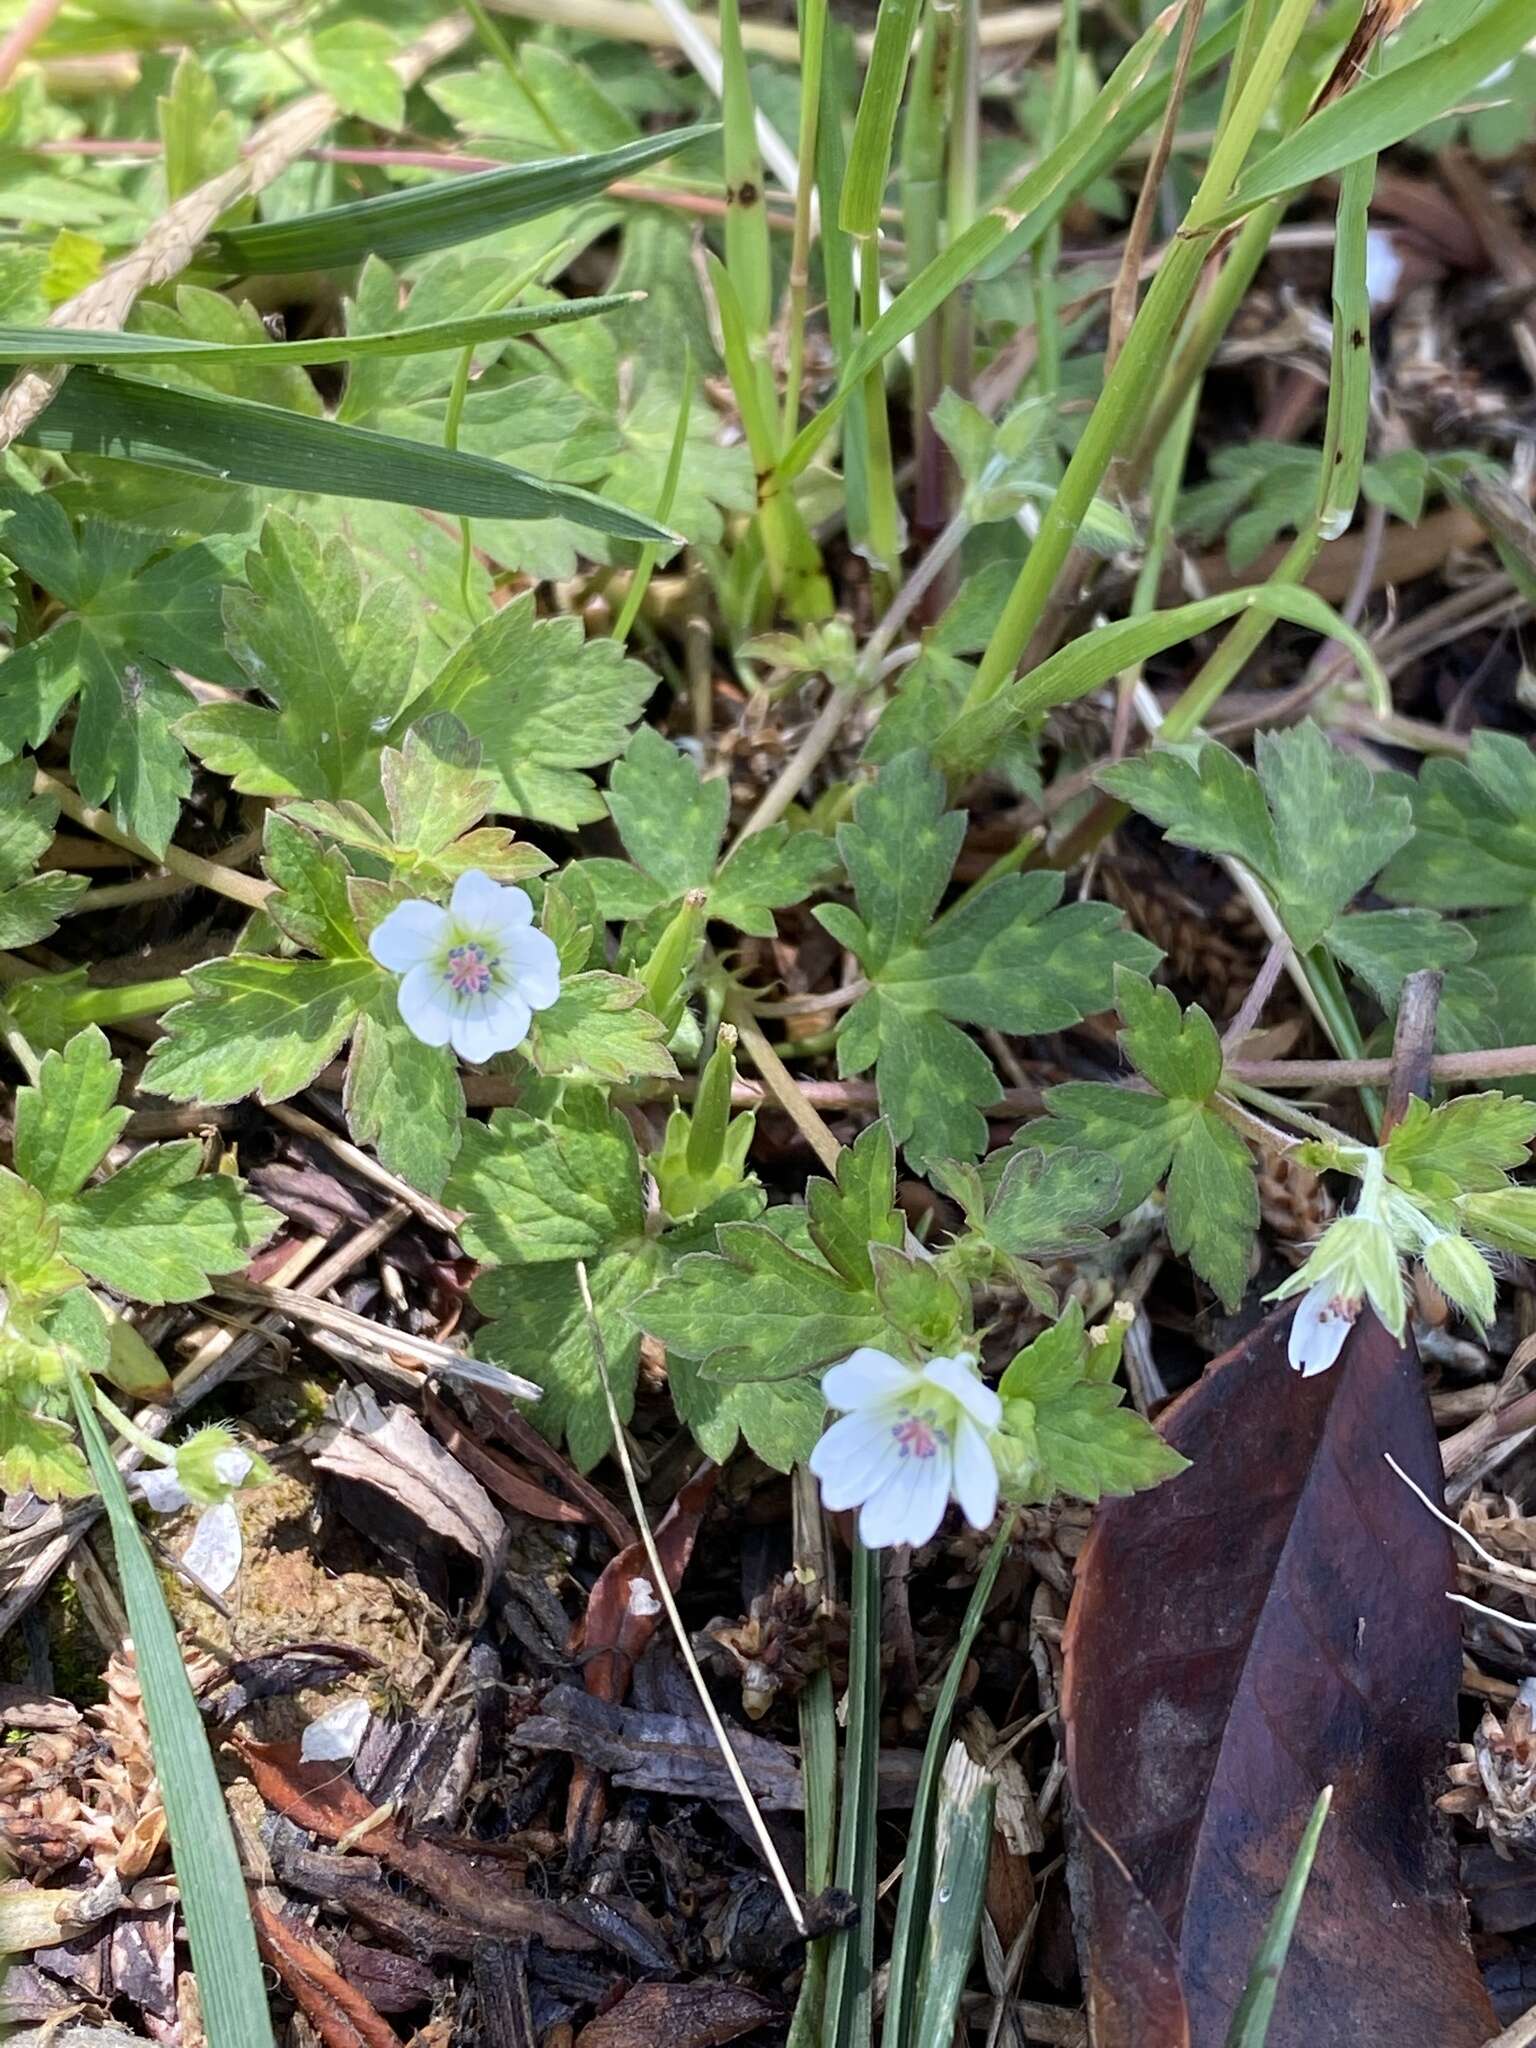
[891,1409,944,1459]
[446,941,495,996]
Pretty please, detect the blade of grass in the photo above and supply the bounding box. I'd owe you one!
[1211,0,1536,228]
[719,0,773,340]
[786,1464,839,2048]
[815,19,871,543]
[882,1513,1016,2047]
[205,123,718,271]
[824,1537,882,2048]
[781,0,827,446]
[931,581,1386,782]
[964,0,1323,709]
[1031,0,1082,399]
[69,1369,274,2048]
[1224,1787,1333,2047]
[854,233,905,571]
[20,366,677,539]
[901,0,953,537]
[907,1745,996,2048]
[781,3,1231,482]
[463,0,574,150]
[841,0,923,239]
[614,349,693,641]
[0,297,639,367]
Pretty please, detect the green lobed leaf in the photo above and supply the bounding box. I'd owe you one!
[400,595,653,830]
[0,758,89,945]
[528,970,677,1084]
[1379,732,1536,911]
[13,1025,127,1201]
[823,751,1157,1166]
[177,509,419,802]
[982,1146,1123,1258]
[446,1087,644,1266]
[1385,1093,1536,1201]
[53,1142,276,1305]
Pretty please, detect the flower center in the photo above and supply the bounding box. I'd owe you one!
[891,1406,946,1459]
[445,940,496,997]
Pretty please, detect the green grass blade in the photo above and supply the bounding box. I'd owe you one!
[0,297,639,368]
[614,348,693,641]
[841,0,923,238]
[825,1538,882,2048]
[782,5,1229,481]
[907,1746,996,2048]
[814,20,870,539]
[20,367,677,540]
[206,124,718,272]
[70,1374,273,2048]
[1316,156,1375,538]
[786,1467,839,2048]
[933,583,1387,782]
[1214,0,1533,227]
[719,0,773,338]
[882,1513,1015,2048]
[1224,1787,1333,2047]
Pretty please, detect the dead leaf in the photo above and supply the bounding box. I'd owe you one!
[425,1385,603,1534]
[472,1384,636,1552]
[567,1462,718,1851]
[236,1738,597,1951]
[254,1900,401,2048]
[308,1388,504,1599]
[1062,1308,1497,2047]
[574,1980,778,2048]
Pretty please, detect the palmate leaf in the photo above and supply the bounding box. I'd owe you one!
[0,487,236,853]
[580,724,840,934]
[819,752,1157,1166]
[20,366,677,541]
[8,1027,275,1309]
[206,124,719,272]
[1018,972,1258,1310]
[0,758,88,944]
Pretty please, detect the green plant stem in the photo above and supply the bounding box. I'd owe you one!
[882,1512,1017,2046]
[0,964,193,1026]
[787,1464,838,2048]
[941,0,979,401]
[1221,1077,1356,1148]
[90,1380,179,1467]
[782,0,827,447]
[855,234,904,574]
[463,0,573,148]
[966,0,1318,706]
[34,772,273,910]
[614,349,694,643]
[902,0,952,537]
[825,1537,882,2048]
[1032,0,1081,398]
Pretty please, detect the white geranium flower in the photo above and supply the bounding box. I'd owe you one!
[1286,1280,1359,1377]
[809,1347,1002,1549]
[368,869,560,1063]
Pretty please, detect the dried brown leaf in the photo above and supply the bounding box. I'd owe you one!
[1062,1308,1496,2047]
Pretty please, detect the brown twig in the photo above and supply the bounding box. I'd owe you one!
[1379,969,1443,1138]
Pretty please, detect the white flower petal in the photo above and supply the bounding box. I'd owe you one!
[369,898,449,972]
[809,1409,903,1510]
[397,961,454,1047]
[822,1348,916,1413]
[300,1697,372,1764]
[180,1502,242,1595]
[450,869,516,931]
[212,1447,252,1489]
[923,1354,1002,1431]
[482,886,536,942]
[952,1417,999,1532]
[500,926,562,1011]
[450,989,533,1064]
[1287,1281,1357,1378]
[138,1467,190,1514]
[859,1447,949,1550]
